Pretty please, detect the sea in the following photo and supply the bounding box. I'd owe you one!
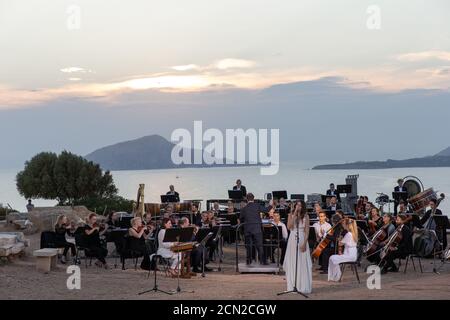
[1,162,449,216]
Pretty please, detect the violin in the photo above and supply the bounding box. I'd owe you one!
[92,222,106,231]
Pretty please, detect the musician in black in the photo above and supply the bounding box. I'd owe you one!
[84,213,109,269]
[178,217,212,273]
[233,179,247,197]
[380,214,413,274]
[326,183,341,202]
[239,193,273,265]
[166,185,180,201]
[420,199,446,250]
[327,196,342,212]
[191,204,202,227]
[394,179,408,215]
[366,213,395,263]
[128,217,152,270]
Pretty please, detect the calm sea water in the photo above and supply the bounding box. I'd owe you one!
[1,163,449,215]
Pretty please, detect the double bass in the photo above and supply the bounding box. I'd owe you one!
[413,193,445,257]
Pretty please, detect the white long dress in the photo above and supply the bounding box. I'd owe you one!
[283,217,312,293]
[156,229,180,269]
[328,232,357,282]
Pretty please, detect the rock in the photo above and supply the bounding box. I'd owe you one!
[6,212,28,226]
[0,232,28,258]
[28,206,96,232]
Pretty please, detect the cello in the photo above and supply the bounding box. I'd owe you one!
[379,224,404,262]
[311,217,346,259]
[364,223,389,257]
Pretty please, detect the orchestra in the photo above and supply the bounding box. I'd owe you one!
[46,177,447,296]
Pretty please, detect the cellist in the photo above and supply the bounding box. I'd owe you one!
[366,213,395,263]
[380,214,413,274]
[315,211,344,274]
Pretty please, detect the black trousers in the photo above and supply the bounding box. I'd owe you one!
[383,250,406,269]
[244,232,265,264]
[55,240,76,257]
[320,246,335,270]
[264,239,287,264]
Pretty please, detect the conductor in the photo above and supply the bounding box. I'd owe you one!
[239,193,274,265]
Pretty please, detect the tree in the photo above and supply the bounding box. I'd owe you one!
[16,151,118,205]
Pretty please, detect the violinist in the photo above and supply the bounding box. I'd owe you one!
[380,214,413,274]
[368,208,383,235]
[84,213,108,269]
[143,213,156,236]
[328,218,358,282]
[128,217,152,270]
[54,215,77,264]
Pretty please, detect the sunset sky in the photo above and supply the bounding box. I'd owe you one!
[1,0,450,168]
[1,0,450,108]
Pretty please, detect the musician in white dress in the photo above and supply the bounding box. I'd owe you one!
[157,218,180,276]
[283,201,312,293]
[328,219,358,282]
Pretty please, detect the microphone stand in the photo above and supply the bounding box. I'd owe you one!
[277,213,308,298]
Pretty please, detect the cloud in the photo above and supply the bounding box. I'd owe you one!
[60,67,92,73]
[68,77,82,81]
[215,58,256,70]
[171,64,200,71]
[397,51,450,62]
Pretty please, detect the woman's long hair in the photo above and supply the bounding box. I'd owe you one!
[55,214,66,228]
[346,219,359,242]
[288,200,307,230]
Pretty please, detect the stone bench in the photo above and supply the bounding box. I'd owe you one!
[33,248,59,273]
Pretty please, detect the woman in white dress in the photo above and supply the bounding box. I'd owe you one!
[328,219,358,282]
[283,200,312,293]
[157,218,180,277]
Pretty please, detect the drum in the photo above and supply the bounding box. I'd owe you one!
[408,188,436,213]
[375,193,389,205]
[403,177,423,199]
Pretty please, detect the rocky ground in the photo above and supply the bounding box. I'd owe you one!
[1,227,449,300]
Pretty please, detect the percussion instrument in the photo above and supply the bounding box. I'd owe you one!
[408,188,436,213]
[171,242,195,253]
[402,176,424,199]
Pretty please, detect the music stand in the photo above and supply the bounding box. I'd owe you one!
[356,220,368,234]
[228,190,244,201]
[163,227,195,293]
[272,190,288,200]
[392,191,408,203]
[324,210,334,220]
[337,184,352,194]
[161,194,179,203]
[290,194,305,201]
